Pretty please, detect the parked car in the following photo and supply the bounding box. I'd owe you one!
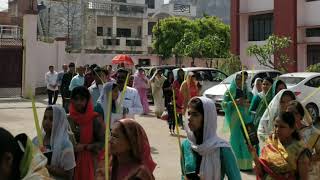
[204,70,282,111]
[279,72,320,121]
[172,67,228,95]
[145,65,179,79]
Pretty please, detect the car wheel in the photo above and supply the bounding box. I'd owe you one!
[306,103,319,122]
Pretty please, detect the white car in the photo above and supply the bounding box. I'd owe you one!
[204,70,282,111]
[279,72,320,120]
[172,67,228,95]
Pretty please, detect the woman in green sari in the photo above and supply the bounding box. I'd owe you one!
[222,74,253,170]
[181,97,241,179]
[250,79,286,130]
[249,77,273,113]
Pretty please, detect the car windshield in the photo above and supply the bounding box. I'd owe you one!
[221,74,236,84]
[280,76,305,86]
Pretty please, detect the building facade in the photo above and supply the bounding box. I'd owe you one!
[38,0,197,54]
[196,0,230,24]
[231,0,320,72]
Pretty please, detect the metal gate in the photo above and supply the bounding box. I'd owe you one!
[0,25,23,97]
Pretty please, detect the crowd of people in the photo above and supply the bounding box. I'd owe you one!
[1,63,320,180]
[222,72,320,180]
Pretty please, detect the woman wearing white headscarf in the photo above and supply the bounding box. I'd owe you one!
[33,105,76,180]
[257,89,296,148]
[150,69,166,118]
[180,97,241,180]
[95,82,121,127]
[252,78,262,97]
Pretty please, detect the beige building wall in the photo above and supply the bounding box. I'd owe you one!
[238,0,320,71]
[22,15,66,97]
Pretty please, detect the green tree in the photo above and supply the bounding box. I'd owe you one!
[174,31,201,63]
[247,35,292,72]
[153,16,230,65]
[219,55,242,75]
[152,17,193,61]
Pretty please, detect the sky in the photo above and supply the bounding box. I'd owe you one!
[0,0,7,11]
[164,0,169,4]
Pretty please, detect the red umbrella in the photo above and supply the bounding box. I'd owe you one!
[111,54,134,65]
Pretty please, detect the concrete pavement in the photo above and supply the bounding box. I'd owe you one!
[0,96,255,179]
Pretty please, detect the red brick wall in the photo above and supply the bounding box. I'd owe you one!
[230,0,240,55]
[274,0,297,72]
[0,12,13,25]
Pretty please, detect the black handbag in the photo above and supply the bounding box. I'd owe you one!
[241,122,259,146]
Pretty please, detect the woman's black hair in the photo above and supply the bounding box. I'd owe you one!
[235,74,242,80]
[45,106,53,111]
[0,128,23,180]
[288,100,305,117]
[263,77,274,84]
[278,112,300,140]
[177,69,185,84]
[112,83,118,90]
[167,71,174,81]
[71,86,91,101]
[276,80,287,91]
[281,90,296,101]
[188,98,204,145]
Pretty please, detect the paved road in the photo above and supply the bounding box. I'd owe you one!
[0,96,255,179]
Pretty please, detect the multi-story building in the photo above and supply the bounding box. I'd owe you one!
[196,0,230,24]
[231,0,320,72]
[38,0,197,54]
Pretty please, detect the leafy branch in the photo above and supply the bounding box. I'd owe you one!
[247,35,292,72]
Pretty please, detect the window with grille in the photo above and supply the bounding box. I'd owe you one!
[117,28,131,37]
[306,28,320,37]
[145,0,155,9]
[97,27,103,36]
[148,22,156,35]
[248,13,273,41]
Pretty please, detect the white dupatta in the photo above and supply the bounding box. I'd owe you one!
[184,97,230,180]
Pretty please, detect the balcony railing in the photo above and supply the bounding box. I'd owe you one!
[97,36,145,52]
[0,25,22,39]
[88,0,147,17]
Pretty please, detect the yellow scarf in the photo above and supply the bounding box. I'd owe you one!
[260,135,306,174]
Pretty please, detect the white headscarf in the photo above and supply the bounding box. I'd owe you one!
[97,82,114,113]
[97,82,123,125]
[252,78,262,97]
[184,97,230,180]
[257,89,296,146]
[50,105,73,168]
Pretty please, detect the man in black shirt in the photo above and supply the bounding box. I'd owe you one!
[61,62,76,113]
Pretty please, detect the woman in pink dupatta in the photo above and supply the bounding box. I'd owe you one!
[96,119,156,180]
[133,68,150,114]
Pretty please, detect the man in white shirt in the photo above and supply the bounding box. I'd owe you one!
[116,68,143,119]
[45,65,59,105]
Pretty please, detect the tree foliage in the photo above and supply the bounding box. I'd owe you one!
[306,63,320,72]
[219,55,242,75]
[152,16,230,62]
[246,35,292,72]
[152,17,193,59]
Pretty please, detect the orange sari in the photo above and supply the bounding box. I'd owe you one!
[258,135,306,180]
